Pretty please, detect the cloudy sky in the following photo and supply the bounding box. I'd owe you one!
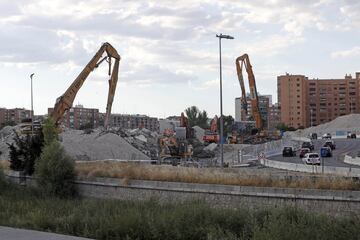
[0,0,359,118]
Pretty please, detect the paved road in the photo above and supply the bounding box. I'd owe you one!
[0,226,92,240]
[269,138,360,167]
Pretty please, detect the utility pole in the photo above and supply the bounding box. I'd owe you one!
[30,73,34,135]
[216,33,234,167]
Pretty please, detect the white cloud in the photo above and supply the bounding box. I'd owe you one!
[331,46,360,58]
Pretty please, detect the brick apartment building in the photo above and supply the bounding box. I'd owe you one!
[268,103,281,130]
[110,114,159,132]
[235,95,271,129]
[277,72,360,128]
[48,105,99,129]
[0,108,33,127]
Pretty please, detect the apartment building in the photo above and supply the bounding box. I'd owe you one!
[0,108,33,127]
[48,105,99,129]
[110,114,159,132]
[277,72,360,128]
[268,103,281,130]
[235,95,271,129]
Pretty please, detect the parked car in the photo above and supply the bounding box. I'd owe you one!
[310,133,318,140]
[299,148,311,158]
[324,140,336,150]
[320,146,332,157]
[282,146,296,157]
[301,141,314,150]
[303,153,321,165]
[322,133,332,139]
[347,132,357,139]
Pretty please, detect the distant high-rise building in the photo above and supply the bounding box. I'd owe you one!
[277,72,360,128]
[48,105,99,129]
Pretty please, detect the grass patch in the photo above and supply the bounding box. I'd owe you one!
[75,161,360,191]
[0,182,360,240]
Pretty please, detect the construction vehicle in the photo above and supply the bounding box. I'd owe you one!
[159,112,194,164]
[50,42,121,129]
[235,54,277,144]
[235,53,262,130]
[203,115,219,144]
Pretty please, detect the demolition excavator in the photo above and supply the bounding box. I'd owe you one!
[50,42,120,129]
[235,53,263,130]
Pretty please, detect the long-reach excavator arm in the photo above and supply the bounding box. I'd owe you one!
[51,42,121,129]
[235,54,263,130]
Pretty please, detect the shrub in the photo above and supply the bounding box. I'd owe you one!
[0,164,7,190]
[35,118,77,198]
[7,129,44,175]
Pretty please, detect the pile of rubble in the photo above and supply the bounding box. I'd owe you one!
[0,125,18,159]
[110,128,159,159]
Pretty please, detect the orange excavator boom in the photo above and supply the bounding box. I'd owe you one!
[235,54,263,129]
[50,42,121,129]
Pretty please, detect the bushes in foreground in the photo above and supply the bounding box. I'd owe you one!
[35,118,77,198]
[0,184,359,240]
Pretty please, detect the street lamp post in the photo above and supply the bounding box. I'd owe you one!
[30,73,34,135]
[216,33,234,167]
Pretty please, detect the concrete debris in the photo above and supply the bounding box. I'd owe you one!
[109,127,159,159]
[0,126,19,159]
[135,135,147,143]
[193,126,205,143]
[203,142,218,152]
[61,128,150,160]
[0,125,151,161]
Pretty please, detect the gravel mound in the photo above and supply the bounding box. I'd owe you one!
[61,129,150,161]
[289,114,360,137]
[0,126,150,161]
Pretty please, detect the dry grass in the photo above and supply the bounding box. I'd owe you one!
[75,161,360,191]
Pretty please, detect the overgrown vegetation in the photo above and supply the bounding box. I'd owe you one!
[35,118,77,198]
[0,183,359,240]
[7,130,44,175]
[76,161,360,191]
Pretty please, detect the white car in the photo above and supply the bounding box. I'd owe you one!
[302,153,321,165]
[322,133,332,139]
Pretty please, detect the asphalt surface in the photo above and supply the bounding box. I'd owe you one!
[269,138,360,167]
[0,226,92,240]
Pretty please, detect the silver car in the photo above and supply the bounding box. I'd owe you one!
[303,153,321,165]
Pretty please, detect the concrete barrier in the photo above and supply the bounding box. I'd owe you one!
[5,172,360,218]
[260,158,360,177]
[344,154,360,166]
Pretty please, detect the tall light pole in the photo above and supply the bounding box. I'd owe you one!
[30,73,34,135]
[216,33,234,167]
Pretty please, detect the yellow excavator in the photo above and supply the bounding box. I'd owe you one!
[235,53,263,130]
[51,42,121,129]
[235,54,278,144]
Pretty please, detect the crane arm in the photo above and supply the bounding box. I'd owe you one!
[235,54,263,129]
[51,42,121,129]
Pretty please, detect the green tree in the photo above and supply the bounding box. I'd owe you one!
[35,118,77,198]
[184,106,209,129]
[7,129,44,175]
[275,122,289,132]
